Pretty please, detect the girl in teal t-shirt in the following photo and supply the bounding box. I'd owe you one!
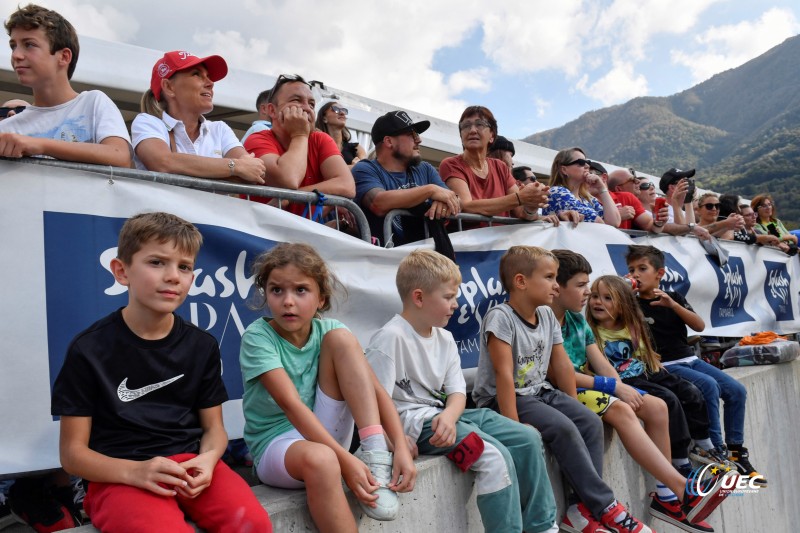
[239,243,415,530]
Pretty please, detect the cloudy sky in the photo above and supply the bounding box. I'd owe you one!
[4,0,799,138]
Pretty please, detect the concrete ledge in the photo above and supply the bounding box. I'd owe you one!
[64,360,799,532]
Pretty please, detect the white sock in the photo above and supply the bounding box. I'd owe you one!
[695,438,714,450]
[360,433,388,452]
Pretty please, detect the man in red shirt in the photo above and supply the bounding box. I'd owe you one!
[244,74,355,216]
[590,162,660,232]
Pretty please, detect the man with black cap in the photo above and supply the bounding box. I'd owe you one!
[353,110,460,245]
[488,135,515,170]
[659,168,696,225]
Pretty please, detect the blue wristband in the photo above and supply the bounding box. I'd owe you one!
[593,376,616,395]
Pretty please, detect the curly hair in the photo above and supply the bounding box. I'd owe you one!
[5,4,79,79]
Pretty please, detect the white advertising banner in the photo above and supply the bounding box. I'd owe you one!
[2,161,797,476]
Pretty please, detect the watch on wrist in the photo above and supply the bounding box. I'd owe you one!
[687,223,696,232]
[228,159,236,176]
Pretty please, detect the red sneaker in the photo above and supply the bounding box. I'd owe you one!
[649,493,713,532]
[599,500,654,533]
[561,502,613,533]
[683,470,737,524]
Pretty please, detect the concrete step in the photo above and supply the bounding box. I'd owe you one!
[54,359,798,532]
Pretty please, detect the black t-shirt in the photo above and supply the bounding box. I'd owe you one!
[51,309,228,460]
[637,291,696,363]
[341,142,359,165]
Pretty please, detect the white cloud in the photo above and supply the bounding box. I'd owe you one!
[480,2,589,76]
[0,0,139,42]
[576,61,648,106]
[447,67,491,95]
[670,7,800,83]
[534,97,551,118]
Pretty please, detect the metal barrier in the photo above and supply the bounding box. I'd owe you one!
[11,158,373,243]
[382,209,551,247]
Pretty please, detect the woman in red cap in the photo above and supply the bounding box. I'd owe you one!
[132,50,266,183]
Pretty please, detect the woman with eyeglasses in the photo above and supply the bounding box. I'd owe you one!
[439,106,556,225]
[315,101,366,168]
[751,194,797,251]
[695,192,745,239]
[543,148,620,226]
[132,51,266,183]
[738,204,784,249]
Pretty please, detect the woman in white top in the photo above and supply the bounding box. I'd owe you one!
[132,50,265,183]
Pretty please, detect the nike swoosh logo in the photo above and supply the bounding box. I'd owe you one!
[117,374,184,402]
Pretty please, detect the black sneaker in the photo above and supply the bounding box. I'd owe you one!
[8,478,76,533]
[649,493,714,533]
[689,445,735,470]
[727,444,767,488]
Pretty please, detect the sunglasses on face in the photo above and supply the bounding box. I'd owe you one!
[638,181,654,191]
[0,106,25,118]
[700,202,720,210]
[267,74,311,104]
[331,105,348,115]
[458,120,491,131]
[564,158,591,167]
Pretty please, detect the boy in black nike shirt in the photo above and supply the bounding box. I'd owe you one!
[51,212,271,532]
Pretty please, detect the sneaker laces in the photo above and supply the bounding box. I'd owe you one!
[616,513,642,532]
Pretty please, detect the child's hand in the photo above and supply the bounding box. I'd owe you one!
[404,435,419,459]
[614,382,644,411]
[341,453,380,507]
[0,133,42,158]
[127,456,191,497]
[648,289,675,309]
[429,412,457,448]
[389,445,417,493]
[176,453,217,498]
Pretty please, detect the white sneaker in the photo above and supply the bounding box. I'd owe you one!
[355,449,399,521]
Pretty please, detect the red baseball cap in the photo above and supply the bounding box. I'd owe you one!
[150,51,228,100]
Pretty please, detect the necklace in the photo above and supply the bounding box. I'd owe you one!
[465,156,487,174]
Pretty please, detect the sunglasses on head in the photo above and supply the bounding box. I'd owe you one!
[267,74,311,103]
[564,158,590,167]
[0,106,25,118]
[331,105,348,115]
[700,202,720,210]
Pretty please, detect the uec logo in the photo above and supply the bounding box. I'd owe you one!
[685,464,764,496]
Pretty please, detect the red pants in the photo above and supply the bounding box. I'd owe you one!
[84,453,272,533]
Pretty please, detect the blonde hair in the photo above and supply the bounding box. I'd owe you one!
[585,275,661,373]
[251,242,342,313]
[117,212,202,264]
[396,249,461,300]
[140,88,166,118]
[499,246,556,292]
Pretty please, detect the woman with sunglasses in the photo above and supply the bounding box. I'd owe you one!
[543,148,620,226]
[132,51,266,183]
[695,192,744,240]
[751,193,798,250]
[634,178,657,213]
[439,106,556,225]
[738,204,785,249]
[315,101,366,168]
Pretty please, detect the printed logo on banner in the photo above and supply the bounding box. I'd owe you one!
[605,244,691,295]
[763,260,794,321]
[707,255,755,326]
[448,250,507,369]
[43,212,276,403]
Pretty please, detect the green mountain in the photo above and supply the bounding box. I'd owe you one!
[525,34,800,227]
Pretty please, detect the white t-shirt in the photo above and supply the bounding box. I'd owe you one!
[366,314,466,441]
[131,111,242,170]
[0,90,130,145]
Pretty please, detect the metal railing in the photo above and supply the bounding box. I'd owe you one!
[382,209,548,247]
[11,158,373,243]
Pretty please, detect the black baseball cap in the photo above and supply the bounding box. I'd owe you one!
[371,110,430,145]
[659,168,696,193]
[490,135,515,156]
[588,160,607,175]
